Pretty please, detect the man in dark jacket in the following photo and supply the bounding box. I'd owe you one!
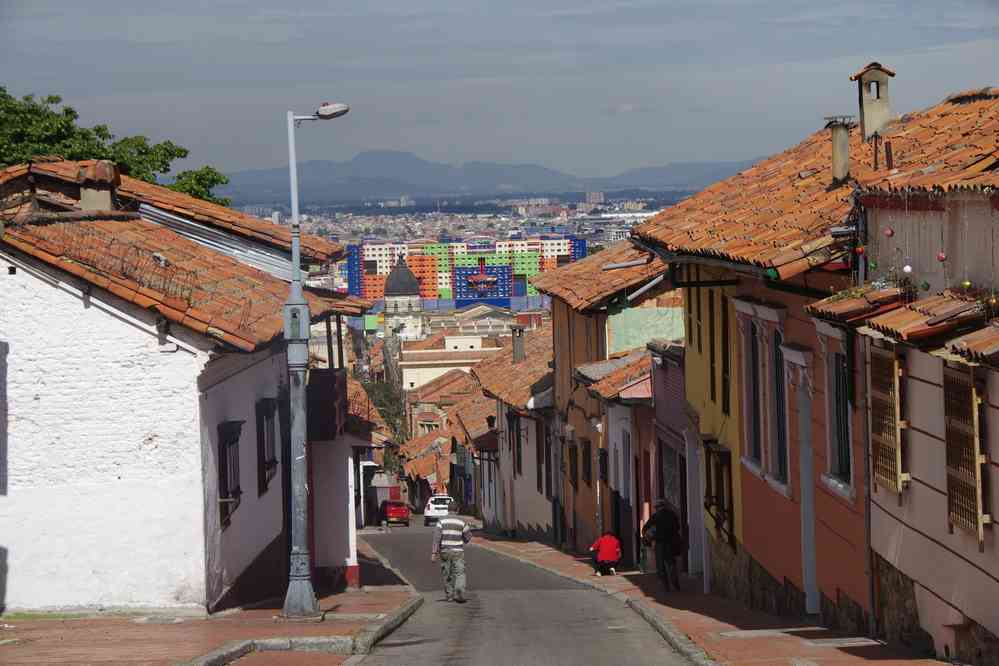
[641,500,681,590]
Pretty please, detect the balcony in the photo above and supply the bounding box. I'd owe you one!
[307,367,348,442]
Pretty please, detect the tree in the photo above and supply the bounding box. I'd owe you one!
[169,166,231,206]
[0,87,228,205]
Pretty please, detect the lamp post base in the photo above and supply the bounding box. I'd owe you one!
[281,578,321,620]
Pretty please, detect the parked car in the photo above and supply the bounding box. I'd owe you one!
[423,494,453,526]
[380,500,411,526]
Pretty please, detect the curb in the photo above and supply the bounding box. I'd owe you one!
[471,539,718,666]
[182,595,424,665]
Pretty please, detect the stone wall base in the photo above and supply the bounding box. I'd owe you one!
[706,532,862,629]
[875,554,998,664]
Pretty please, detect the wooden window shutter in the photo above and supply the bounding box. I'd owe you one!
[943,364,992,550]
[869,346,909,493]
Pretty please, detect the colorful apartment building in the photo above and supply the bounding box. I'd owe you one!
[344,235,586,307]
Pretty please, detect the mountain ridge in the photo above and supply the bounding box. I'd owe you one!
[219,150,756,204]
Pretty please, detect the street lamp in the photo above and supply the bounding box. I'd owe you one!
[282,101,350,619]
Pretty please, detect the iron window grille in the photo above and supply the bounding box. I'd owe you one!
[772,331,788,484]
[831,351,852,485]
[256,398,278,496]
[748,322,763,464]
[702,438,736,551]
[943,364,992,551]
[869,345,909,494]
[218,420,244,528]
[709,289,717,402]
[721,295,731,415]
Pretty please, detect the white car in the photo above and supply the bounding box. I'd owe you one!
[423,495,453,526]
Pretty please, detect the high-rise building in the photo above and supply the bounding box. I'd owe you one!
[342,235,585,308]
[585,191,605,205]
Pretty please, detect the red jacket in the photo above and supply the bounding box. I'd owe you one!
[590,534,622,563]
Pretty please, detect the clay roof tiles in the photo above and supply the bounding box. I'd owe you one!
[1,160,341,263]
[451,390,496,441]
[472,323,553,410]
[407,368,478,405]
[635,88,999,272]
[586,353,653,401]
[1,214,364,352]
[530,240,666,311]
[346,377,388,432]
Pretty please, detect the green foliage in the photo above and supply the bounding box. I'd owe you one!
[169,166,231,206]
[362,378,409,444]
[0,87,227,205]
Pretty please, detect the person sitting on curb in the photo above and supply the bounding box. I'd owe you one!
[430,499,472,602]
[589,530,622,577]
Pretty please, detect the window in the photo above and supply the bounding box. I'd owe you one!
[685,266,693,346]
[516,417,524,476]
[598,448,609,482]
[829,351,852,485]
[536,420,545,494]
[747,323,763,464]
[568,444,578,489]
[709,289,717,402]
[703,439,735,550]
[695,266,703,353]
[256,399,278,496]
[217,421,243,528]
[870,346,908,493]
[545,424,553,498]
[721,295,731,415]
[772,332,788,484]
[582,439,592,485]
[943,365,990,549]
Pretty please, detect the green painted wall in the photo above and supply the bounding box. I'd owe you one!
[606,306,684,355]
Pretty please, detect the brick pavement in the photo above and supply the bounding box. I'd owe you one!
[0,540,414,665]
[472,532,940,666]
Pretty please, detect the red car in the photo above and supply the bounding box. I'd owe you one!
[380,500,411,526]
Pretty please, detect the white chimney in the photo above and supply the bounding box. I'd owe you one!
[825,116,853,184]
[850,62,895,140]
[78,160,120,211]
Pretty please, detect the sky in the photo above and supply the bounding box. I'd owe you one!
[2,1,997,177]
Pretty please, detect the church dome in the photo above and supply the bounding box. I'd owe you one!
[384,258,421,297]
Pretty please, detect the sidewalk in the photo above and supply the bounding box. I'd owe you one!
[472,532,938,666]
[0,539,420,665]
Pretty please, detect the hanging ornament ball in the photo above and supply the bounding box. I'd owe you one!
[903,264,913,274]
[884,227,895,237]
[855,245,865,255]
[921,281,931,291]
[961,279,972,289]
[937,251,947,262]
[989,296,998,306]
[869,260,878,270]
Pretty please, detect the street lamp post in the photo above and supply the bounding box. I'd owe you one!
[282,102,349,619]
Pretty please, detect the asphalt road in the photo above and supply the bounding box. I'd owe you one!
[360,521,685,666]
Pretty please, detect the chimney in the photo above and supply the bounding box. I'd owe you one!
[511,325,525,364]
[78,160,120,211]
[824,116,853,184]
[849,62,895,140]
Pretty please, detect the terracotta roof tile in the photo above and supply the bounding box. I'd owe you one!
[451,390,495,441]
[635,88,999,272]
[530,240,666,311]
[2,160,342,263]
[407,368,478,405]
[587,353,652,401]
[858,88,999,193]
[865,290,986,342]
[346,377,388,432]
[473,324,553,409]
[1,215,357,351]
[400,349,503,364]
[807,285,908,323]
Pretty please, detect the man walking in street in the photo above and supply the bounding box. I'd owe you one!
[641,499,682,591]
[430,499,472,603]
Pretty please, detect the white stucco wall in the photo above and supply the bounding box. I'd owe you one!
[313,436,357,573]
[198,348,288,608]
[0,253,210,610]
[496,402,552,537]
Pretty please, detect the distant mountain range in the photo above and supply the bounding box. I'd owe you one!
[219,150,756,205]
